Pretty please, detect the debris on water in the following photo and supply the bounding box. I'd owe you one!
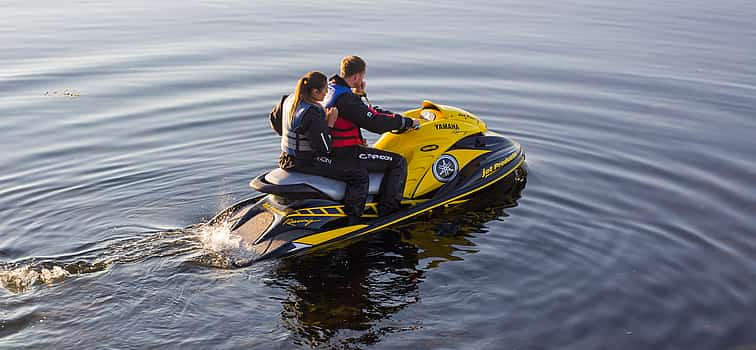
[44,89,81,97]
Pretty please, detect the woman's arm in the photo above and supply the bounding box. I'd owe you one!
[302,108,333,156]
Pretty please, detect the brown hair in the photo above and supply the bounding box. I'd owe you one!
[340,55,366,78]
[290,71,327,122]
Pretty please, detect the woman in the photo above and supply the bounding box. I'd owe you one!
[275,71,338,168]
[271,71,369,224]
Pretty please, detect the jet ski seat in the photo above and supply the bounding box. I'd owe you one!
[250,168,384,201]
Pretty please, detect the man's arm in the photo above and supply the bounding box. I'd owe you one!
[336,94,413,134]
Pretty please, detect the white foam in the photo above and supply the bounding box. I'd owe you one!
[196,220,242,253]
[0,265,71,293]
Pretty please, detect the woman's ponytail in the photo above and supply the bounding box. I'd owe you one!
[289,71,328,123]
[289,77,307,123]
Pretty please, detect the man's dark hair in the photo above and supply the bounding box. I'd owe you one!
[340,56,366,78]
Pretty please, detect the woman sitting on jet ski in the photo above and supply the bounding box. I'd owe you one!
[271,71,337,164]
[270,71,370,223]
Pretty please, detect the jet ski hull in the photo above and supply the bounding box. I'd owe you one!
[208,134,526,265]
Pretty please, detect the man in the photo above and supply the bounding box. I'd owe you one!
[324,55,418,217]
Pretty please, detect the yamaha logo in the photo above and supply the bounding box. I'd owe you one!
[434,123,459,130]
[432,154,458,182]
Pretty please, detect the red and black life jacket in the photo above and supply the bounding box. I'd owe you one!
[324,82,363,147]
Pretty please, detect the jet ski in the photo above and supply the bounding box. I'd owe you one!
[208,100,527,265]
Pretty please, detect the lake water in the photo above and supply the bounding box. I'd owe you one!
[2,0,756,349]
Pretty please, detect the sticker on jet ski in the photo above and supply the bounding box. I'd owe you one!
[433,154,458,182]
[358,153,393,161]
[482,152,519,179]
[434,123,460,130]
[284,218,320,227]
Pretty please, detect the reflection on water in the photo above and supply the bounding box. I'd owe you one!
[268,181,525,348]
[272,237,423,348]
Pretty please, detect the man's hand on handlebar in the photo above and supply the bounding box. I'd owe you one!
[393,117,420,134]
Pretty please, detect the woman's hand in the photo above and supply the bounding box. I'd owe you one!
[326,107,339,127]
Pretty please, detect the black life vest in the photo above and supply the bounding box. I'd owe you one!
[280,96,321,156]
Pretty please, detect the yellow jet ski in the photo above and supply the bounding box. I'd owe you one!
[207,101,527,265]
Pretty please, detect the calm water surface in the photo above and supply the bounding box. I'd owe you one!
[2,1,756,349]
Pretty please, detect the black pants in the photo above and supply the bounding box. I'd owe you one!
[280,147,407,218]
[332,146,408,216]
[280,153,369,218]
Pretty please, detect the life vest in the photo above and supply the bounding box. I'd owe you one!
[324,82,364,147]
[281,96,321,156]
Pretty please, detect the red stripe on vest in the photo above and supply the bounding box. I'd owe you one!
[331,117,363,147]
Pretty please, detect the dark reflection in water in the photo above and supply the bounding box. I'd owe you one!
[269,181,525,349]
[273,237,423,348]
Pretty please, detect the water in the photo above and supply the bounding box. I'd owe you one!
[2,0,756,348]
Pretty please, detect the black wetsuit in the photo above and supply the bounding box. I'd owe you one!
[327,75,414,216]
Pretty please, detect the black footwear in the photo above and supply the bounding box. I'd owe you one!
[376,204,399,217]
[346,215,362,226]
